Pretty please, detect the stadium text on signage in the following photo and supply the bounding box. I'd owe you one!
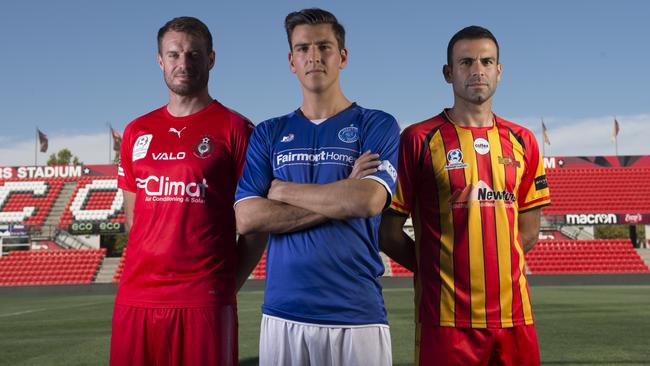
[543,157,556,169]
[565,213,617,225]
[0,166,82,179]
[69,221,124,235]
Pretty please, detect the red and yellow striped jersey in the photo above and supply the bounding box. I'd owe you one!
[391,110,550,328]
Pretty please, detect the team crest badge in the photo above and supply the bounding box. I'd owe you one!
[445,149,468,170]
[338,125,359,143]
[193,136,215,159]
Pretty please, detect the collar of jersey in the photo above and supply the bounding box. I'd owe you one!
[295,102,357,126]
[441,108,497,131]
[162,100,221,122]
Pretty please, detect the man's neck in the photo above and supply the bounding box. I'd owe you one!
[166,89,213,117]
[300,85,351,120]
[447,99,494,128]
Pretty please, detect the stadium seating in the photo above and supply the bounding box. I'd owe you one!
[0,248,106,286]
[389,259,413,277]
[543,167,650,214]
[58,177,124,230]
[0,178,64,228]
[526,240,650,274]
[112,248,127,283]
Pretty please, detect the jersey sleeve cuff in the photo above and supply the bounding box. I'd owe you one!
[519,199,551,213]
[233,195,263,208]
[361,175,393,198]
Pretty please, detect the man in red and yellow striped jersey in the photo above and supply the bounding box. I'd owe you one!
[380,26,550,366]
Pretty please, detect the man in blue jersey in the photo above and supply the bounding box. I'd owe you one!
[234,8,400,366]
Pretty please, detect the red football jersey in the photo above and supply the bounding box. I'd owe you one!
[391,110,550,328]
[117,100,254,307]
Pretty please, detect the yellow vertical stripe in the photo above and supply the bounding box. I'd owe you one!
[487,128,514,327]
[509,132,534,323]
[430,132,455,325]
[456,126,486,327]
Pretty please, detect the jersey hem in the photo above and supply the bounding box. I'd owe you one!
[433,318,535,328]
[116,298,236,308]
[262,307,388,326]
[263,314,390,329]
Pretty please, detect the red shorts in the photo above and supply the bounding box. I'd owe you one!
[416,324,540,366]
[110,304,238,366]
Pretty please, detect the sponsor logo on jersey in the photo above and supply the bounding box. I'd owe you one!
[448,180,516,208]
[133,134,153,161]
[274,147,357,169]
[152,152,186,161]
[474,138,490,155]
[378,160,397,182]
[136,175,208,203]
[565,213,617,225]
[338,125,359,143]
[498,156,521,167]
[193,136,214,159]
[281,134,295,143]
[534,175,548,190]
[445,149,468,170]
[168,127,187,138]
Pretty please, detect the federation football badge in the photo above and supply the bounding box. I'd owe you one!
[338,125,359,143]
[445,148,468,170]
[193,136,215,159]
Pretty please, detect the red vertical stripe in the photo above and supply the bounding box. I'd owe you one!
[439,124,471,325]
[416,144,443,326]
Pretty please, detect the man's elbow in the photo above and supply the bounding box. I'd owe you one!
[353,189,388,218]
[235,205,260,235]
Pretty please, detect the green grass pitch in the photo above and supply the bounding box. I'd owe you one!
[1,285,649,365]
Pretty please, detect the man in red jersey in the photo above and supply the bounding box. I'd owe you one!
[110,17,265,366]
[380,26,550,366]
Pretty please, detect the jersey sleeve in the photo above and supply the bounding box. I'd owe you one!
[117,123,136,193]
[234,121,273,206]
[389,125,421,216]
[360,112,400,199]
[517,131,551,212]
[230,116,256,180]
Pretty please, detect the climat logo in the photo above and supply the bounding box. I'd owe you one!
[135,176,208,203]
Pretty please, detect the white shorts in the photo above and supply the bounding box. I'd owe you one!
[259,314,392,366]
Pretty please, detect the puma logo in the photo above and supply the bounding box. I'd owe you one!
[169,127,187,138]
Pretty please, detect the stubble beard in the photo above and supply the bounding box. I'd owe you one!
[164,72,209,96]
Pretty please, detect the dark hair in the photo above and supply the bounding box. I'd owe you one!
[157,16,213,54]
[284,8,346,50]
[447,26,499,65]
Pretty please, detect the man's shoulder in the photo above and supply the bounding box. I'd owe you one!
[401,113,447,141]
[125,105,166,132]
[495,115,537,146]
[354,104,397,125]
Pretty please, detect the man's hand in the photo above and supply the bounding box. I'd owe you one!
[349,150,382,179]
[267,179,286,202]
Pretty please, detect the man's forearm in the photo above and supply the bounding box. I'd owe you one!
[269,179,387,220]
[235,232,268,291]
[379,213,416,272]
[235,197,327,235]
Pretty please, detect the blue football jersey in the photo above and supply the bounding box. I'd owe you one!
[236,103,400,325]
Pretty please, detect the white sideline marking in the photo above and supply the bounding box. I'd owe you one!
[0,301,105,318]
